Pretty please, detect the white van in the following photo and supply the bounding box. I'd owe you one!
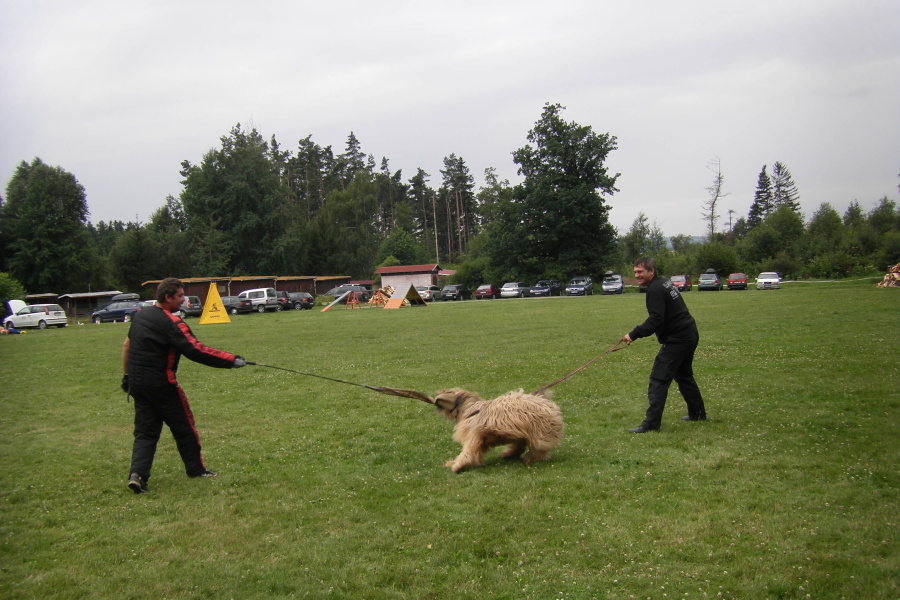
[237,288,280,312]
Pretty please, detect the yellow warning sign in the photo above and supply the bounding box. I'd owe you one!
[199,282,231,324]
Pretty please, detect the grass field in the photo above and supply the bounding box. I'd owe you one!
[1,283,897,599]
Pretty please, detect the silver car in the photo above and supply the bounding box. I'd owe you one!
[756,272,781,290]
[500,282,531,298]
[4,301,68,329]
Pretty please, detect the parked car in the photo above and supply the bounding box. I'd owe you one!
[530,280,562,297]
[500,282,531,298]
[273,291,294,310]
[92,299,144,323]
[441,284,471,301]
[415,285,442,301]
[474,283,501,300]
[697,270,722,291]
[727,272,748,290]
[288,292,315,310]
[566,276,594,296]
[238,287,281,312]
[601,273,624,295]
[756,272,782,290]
[323,285,371,303]
[670,275,692,291]
[180,295,204,317]
[220,295,254,314]
[3,301,68,329]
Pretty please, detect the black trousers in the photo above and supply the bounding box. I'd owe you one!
[642,339,706,429]
[129,383,207,479]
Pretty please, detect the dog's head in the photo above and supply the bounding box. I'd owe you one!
[434,388,482,421]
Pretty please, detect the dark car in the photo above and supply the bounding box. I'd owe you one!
[441,284,471,301]
[727,272,748,290]
[530,280,562,297]
[274,291,294,310]
[92,299,143,323]
[600,273,624,295]
[220,295,254,315]
[288,292,315,310]
[670,274,692,291]
[474,283,501,299]
[180,296,204,317]
[566,276,594,296]
[697,269,722,291]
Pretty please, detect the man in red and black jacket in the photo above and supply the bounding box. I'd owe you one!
[121,278,246,493]
[621,257,707,433]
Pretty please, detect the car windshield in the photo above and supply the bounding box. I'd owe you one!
[477,285,491,290]
[671,276,685,282]
[700,275,716,281]
[730,274,745,279]
[759,273,778,279]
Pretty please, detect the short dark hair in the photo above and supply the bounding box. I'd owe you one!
[633,257,657,272]
[156,278,184,303]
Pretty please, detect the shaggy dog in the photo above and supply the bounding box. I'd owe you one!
[434,388,564,473]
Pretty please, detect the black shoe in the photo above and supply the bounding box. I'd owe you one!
[682,414,707,421]
[128,473,148,494]
[190,470,218,478]
[628,426,659,433]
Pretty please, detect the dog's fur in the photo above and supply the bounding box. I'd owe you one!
[434,388,564,473]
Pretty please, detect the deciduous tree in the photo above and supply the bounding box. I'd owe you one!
[1,158,93,292]
[505,103,619,279]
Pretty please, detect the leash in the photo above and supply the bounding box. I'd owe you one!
[531,340,625,396]
[247,340,625,404]
[246,361,435,404]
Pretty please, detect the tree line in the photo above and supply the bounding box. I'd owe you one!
[1,103,898,299]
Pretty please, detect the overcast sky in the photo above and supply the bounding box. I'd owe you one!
[1,0,898,237]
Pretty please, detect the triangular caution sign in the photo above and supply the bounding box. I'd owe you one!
[199,282,231,324]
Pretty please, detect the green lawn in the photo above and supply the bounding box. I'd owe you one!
[1,283,897,599]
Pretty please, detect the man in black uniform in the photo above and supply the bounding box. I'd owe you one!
[622,257,707,433]
[122,278,246,493]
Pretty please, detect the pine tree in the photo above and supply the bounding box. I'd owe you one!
[772,161,801,214]
[748,165,773,227]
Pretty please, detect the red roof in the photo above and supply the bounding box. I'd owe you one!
[375,264,441,275]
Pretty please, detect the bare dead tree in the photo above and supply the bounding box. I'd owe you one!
[702,157,729,240]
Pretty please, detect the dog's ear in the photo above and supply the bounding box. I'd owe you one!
[434,390,460,412]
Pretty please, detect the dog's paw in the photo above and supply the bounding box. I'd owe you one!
[445,459,456,468]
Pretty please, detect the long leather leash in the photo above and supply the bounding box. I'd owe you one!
[531,340,625,396]
[247,340,625,404]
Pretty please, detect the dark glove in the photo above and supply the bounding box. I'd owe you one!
[121,374,130,393]
[233,355,247,368]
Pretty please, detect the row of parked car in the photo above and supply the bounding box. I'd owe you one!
[414,276,610,302]
[87,288,318,324]
[668,271,782,292]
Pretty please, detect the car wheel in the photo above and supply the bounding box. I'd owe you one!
[38,320,48,330]
[275,304,283,312]
[294,303,303,310]
[230,307,238,315]
[124,314,130,323]
[257,305,266,313]
[5,321,14,329]
[93,316,101,324]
